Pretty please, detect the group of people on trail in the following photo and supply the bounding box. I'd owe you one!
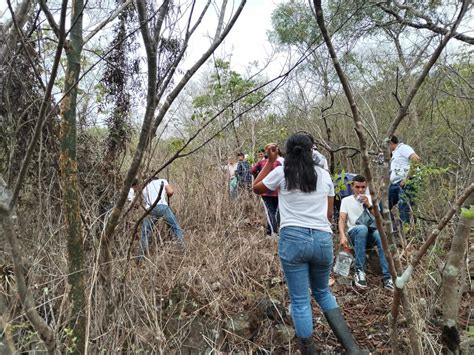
[251,132,419,354]
[130,131,419,353]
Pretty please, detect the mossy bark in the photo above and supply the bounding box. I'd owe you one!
[59,0,86,352]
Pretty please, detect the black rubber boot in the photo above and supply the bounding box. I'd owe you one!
[324,308,370,355]
[297,336,319,355]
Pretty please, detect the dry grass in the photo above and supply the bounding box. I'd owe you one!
[3,158,470,353]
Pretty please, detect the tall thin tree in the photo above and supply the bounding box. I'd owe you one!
[59,0,86,352]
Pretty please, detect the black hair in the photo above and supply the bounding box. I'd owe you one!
[258,148,265,153]
[236,152,244,157]
[390,135,399,144]
[131,178,138,186]
[294,130,315,145]
[284,133,317,192]
[352,175,366,183]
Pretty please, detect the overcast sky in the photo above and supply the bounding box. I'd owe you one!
[183,0,285,77]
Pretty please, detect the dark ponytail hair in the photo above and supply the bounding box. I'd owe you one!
[284,133,317,192]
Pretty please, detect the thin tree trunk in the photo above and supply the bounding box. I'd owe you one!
[1,215,55,353]
[60,0,86,352]
[441,170,474,353]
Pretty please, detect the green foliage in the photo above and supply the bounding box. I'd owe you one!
[461,206,474,220]
[167,137,186,153]
[193,59,265,115]
[333,170,349,195]
[63,327,78,353]
[270,0,318,46]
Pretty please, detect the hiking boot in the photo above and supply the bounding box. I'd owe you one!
[354,270,367,288]
[384,278,394,291]
[324,308,370,354]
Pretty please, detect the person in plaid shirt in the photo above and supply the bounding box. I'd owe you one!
[236,152,252,192]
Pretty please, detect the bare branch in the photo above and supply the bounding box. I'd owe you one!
[84,0,134,44]
[387,1,469,136]
[6,0,46,91]
[0,0,31,63]
[39,0,59,37]
[214,0,228,42]
[378,3,474,45]
[151,0,247,136]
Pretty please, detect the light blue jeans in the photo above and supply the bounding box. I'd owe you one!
[279,226,338,338]
[140,204,184,256]
[348,225,391,280]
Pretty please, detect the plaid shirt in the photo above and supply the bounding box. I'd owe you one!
[236,160,252,185]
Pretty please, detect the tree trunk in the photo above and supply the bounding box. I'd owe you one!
[441,170,474,353]
[60,0,86,352]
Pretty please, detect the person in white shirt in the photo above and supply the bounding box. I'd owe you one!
[140,177,183,257]
[338,175,393,291]
[224,157,238,199]
[253,133,367,355]
[389,136,421,224]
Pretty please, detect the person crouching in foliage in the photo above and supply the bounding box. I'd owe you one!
[253,133,368,354]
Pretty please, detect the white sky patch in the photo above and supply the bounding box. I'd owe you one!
[182,0,286,78]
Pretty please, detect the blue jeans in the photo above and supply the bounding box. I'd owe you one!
[262,196,279,235]
[279,226,338,338]
[348,225,390,280]
[389,182,413,224]
[140,204,184,256]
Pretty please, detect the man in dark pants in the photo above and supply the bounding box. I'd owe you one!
[388,136,421,225]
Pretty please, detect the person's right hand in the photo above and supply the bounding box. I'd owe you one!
[340,234,350,249]
[265,143,278,163]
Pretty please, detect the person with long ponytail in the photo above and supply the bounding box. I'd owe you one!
[253,133,368,355]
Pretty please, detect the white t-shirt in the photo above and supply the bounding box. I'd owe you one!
[143,179,168,208]
[262,165,335,232]
[390,143,415,183]
[340,194,372,231]
[127,188,135,202]
[224,163,238,179]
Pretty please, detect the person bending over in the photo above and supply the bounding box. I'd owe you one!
[140,177,184,257]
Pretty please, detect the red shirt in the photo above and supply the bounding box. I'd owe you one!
[252,159,281,197]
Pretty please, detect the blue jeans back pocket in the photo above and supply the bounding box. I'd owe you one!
[279,228,311,263]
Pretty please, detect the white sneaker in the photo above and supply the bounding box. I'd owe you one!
[384,278,394,291]
[354,270,367,288]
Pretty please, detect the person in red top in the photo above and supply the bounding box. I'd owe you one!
[252,148,282,236]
